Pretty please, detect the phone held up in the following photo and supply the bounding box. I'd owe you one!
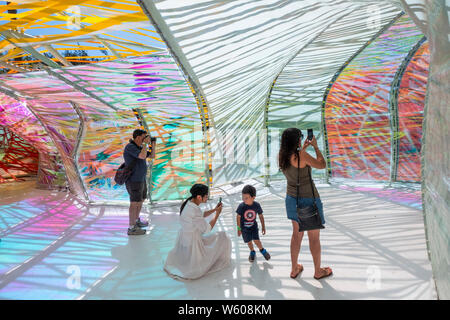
[307,128,313,141]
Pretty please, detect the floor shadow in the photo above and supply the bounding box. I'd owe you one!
[248,261,284,299]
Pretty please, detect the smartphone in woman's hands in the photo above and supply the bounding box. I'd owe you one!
[216,197,223,214]
[307,129,313,141]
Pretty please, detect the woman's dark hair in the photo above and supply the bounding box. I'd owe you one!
[278,128,303,171]
[242,185,256,198]
[180,183,209,214]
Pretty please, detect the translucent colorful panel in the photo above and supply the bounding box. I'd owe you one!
[0,72,86,196]
[324,14,423,181]
[51,54,194,111]
[267,4,400,181]
[51,54,205,201]
[0,96,54,153]
[28,101,84,197]
[0,95,65,187]
[150,0,403,185]
[0,1,165,73]
[395,0,449,298]
[37,152,67,189]
[140,107,205,202]
[0,51,205,202]
[0,125,38,181]
[28,102,80,156]
[396,41,429,182]
[78,108,138,202]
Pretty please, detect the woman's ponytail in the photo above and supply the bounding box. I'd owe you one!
[180,196,193,214]
[180,184,209,214]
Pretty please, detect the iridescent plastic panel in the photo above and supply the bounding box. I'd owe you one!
[0,96,54,153]
[0,52,205,202]
[140,107,205,202]
[0,1,165,73]
[396,41,429,182]
[267,4,400,181]
[152,0,404,185]
[0,95,65,187]
[403,0,450,299]
[28,101,84,197]
[78,108,137,202]
[0,125,38,181]
[0,73,85,197]
[324,15,423,181]
[51,54,205,201]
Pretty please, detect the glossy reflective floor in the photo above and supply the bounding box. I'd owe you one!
[0,179,436,299]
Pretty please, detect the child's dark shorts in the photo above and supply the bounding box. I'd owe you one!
[242,226,260,243]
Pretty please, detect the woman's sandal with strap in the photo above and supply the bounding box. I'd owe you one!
[314,267,333,280]
[290,264,304,279]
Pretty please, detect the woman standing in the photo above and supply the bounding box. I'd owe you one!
[164,184,231,280]
[278,128,332,280]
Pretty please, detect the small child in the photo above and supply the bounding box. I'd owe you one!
[236,185,271,262]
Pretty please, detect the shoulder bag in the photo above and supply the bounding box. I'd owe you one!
[114,157,138,185]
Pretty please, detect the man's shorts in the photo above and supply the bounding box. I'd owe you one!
[241,226,260,243]
[125,180,147,202]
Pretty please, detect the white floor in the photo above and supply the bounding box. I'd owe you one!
[0,179,437,300]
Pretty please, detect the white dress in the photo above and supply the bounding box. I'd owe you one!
[163,201,231,280]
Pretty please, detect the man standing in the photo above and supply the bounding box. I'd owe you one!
[123,129,156,235]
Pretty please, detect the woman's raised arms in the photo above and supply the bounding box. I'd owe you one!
[290,136,326,169]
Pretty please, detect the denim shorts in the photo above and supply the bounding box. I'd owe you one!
[285,194,325,225]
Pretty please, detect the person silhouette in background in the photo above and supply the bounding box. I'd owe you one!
[123,129,156,236]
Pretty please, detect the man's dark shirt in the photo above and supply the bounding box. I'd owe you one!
[123,140,151,182]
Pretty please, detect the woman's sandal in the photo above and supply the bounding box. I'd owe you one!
[314,267,333,280]
[290,264,304,279]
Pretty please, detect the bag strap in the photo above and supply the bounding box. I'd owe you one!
[307,165,316,200]
[297,150,316,205]
[296,150,300,208]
